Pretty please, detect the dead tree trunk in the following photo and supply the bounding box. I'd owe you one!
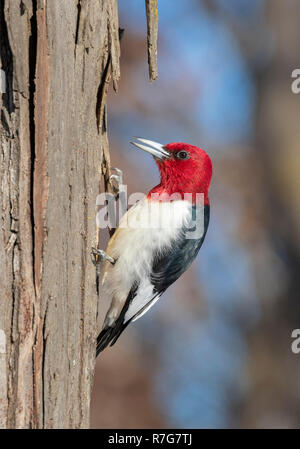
[0,0,157,429]
[0,0,121,429]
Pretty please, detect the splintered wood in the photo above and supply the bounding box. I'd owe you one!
[145,0,158,82]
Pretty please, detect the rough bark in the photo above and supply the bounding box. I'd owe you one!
[0,0,158,430]
[0,0,120,429]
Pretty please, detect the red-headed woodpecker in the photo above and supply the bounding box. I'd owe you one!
[95,138,212,355]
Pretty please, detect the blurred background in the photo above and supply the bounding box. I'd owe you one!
[91,0,300,428]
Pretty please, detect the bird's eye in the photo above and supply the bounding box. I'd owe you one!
[175,150,190,160]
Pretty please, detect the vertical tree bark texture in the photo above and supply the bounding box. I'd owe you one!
[0,0,158,429]
[0,0,120,429]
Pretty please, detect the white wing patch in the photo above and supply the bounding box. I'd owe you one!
[124,277,162,322]
[131,293,162,322]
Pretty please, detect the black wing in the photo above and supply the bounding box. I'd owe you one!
[150,205,210,293]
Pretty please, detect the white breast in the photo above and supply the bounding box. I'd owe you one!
[101,198,192,323]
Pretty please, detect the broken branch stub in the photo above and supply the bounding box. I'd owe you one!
[145,0,158,82]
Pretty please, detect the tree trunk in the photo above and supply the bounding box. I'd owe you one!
[0,0,120,429]
[0,0,158,429]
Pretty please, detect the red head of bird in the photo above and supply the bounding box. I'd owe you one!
[130,138,212,205]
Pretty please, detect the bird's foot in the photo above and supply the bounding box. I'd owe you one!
[91,248,116,266]
[109,167,123,197]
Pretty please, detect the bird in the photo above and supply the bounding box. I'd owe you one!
[94,137,212,355]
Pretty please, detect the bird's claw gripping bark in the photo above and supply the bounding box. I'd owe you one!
[91,248,115,295]
[109,167,123,196]
[91,247,115,266]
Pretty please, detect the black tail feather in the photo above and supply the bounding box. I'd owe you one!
[96,327,116,356]
[96,281,139,357]
[109,320,131,347]
[96,315,136,356]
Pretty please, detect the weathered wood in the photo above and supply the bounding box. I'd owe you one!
[0,0,120,429]
[145,0,158,82]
